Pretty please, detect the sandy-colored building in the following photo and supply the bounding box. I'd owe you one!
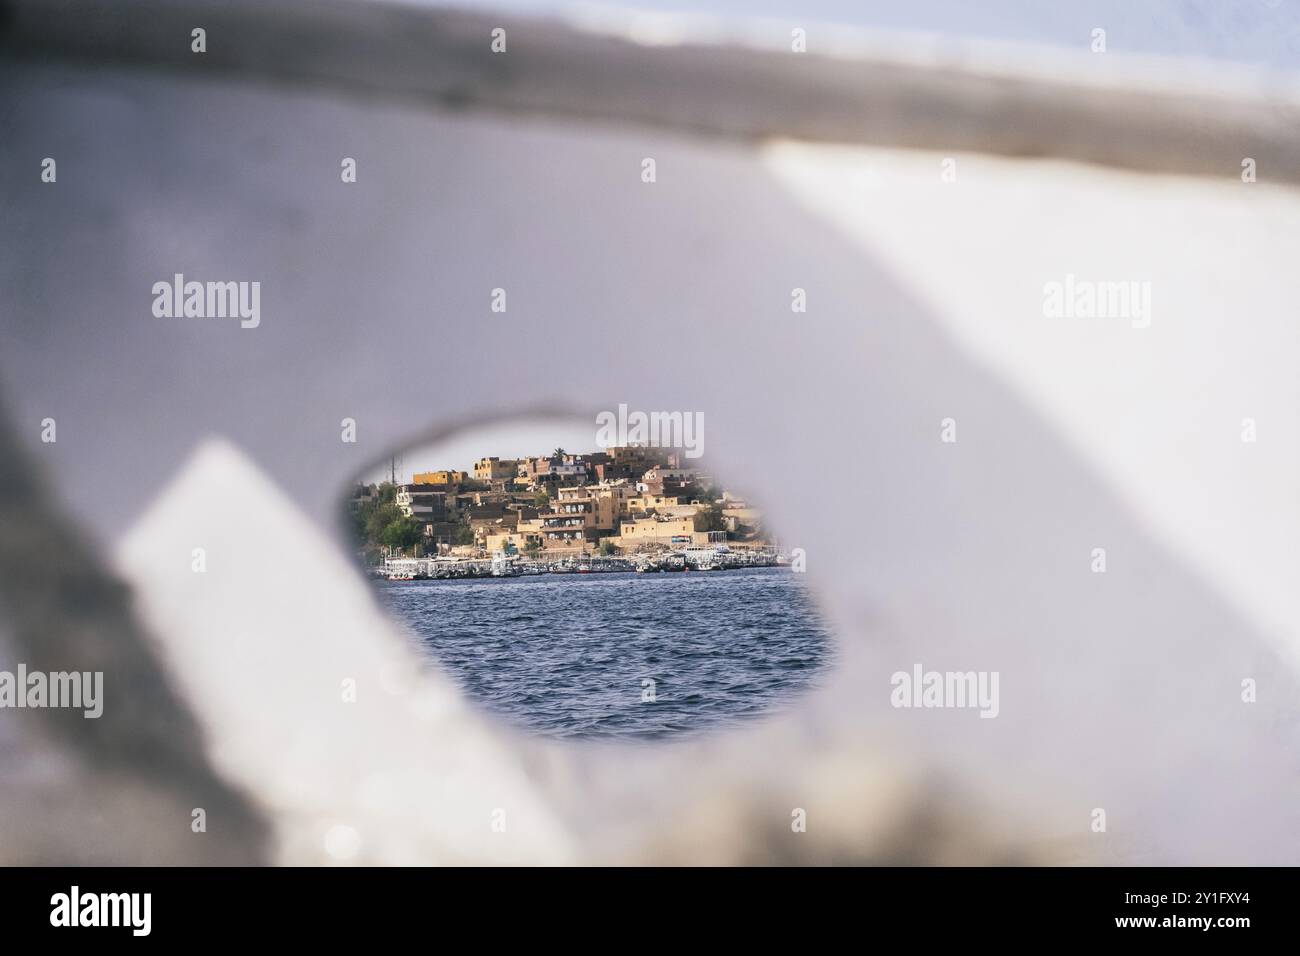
[553,483,633,530]
[625,493,700,519]
[413,469,467,487]
[483,528,542,555]
[473,457,518,481]
[722,506,762,531]
[638,466,698,496]
[395,484,448,520]
[615,514,699,549]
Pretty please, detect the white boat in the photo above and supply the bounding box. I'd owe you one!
[490,553,521,577]
[384,558,420,581]
[683,546,724,570]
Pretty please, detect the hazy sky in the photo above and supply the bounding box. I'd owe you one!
[424,0,1300,69]
[361,417,601,484]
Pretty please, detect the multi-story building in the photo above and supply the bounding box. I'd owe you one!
[615,514,716,549]
[412,469,467,488]
[394,484,460,544]
[513,512,597,554]
[395,484,449,521]
[579,451,610,473]
[473,457,518,481]
[511,483,626,556]
[638,466,697,497]
[517,456,588,492]
[592,445,672,483]
[388,447,756,556]
[553,483,633,531]
[722,505,762,535]
[465,501,518,536]
[483,528,543,555]
[624,493,698,517]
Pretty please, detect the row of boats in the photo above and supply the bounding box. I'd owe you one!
[377,547,788,581]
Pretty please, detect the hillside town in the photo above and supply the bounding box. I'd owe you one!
[350,445,771,572]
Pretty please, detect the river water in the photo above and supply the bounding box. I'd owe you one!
[378,566,832,740]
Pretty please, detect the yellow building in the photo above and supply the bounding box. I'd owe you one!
[554,484,628,531]
[484,529,541,555]
[473,457,518,481]
[625,494,701,518]
[413,470,467,486]
[615,515,698,548]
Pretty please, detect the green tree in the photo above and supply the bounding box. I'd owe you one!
[348,481,425,560]
[552,447,567,459]
[378,515,422,553]
[349,499,372,546]
[349,486,404,553]
[366,502,405,543]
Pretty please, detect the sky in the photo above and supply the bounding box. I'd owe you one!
[416,0,1300,70]
[361,417,601,484]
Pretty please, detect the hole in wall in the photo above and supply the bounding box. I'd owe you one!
[342,416,833,741]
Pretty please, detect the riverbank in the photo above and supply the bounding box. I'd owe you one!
[371,548,789,581]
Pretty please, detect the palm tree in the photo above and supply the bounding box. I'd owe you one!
[552,447,567,459]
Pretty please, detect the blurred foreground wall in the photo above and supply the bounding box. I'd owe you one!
[1,0,1298,864]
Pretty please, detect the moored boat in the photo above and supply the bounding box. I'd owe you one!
[490,553,521,577]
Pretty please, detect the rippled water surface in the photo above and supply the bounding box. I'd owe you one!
[379,567,832,739]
